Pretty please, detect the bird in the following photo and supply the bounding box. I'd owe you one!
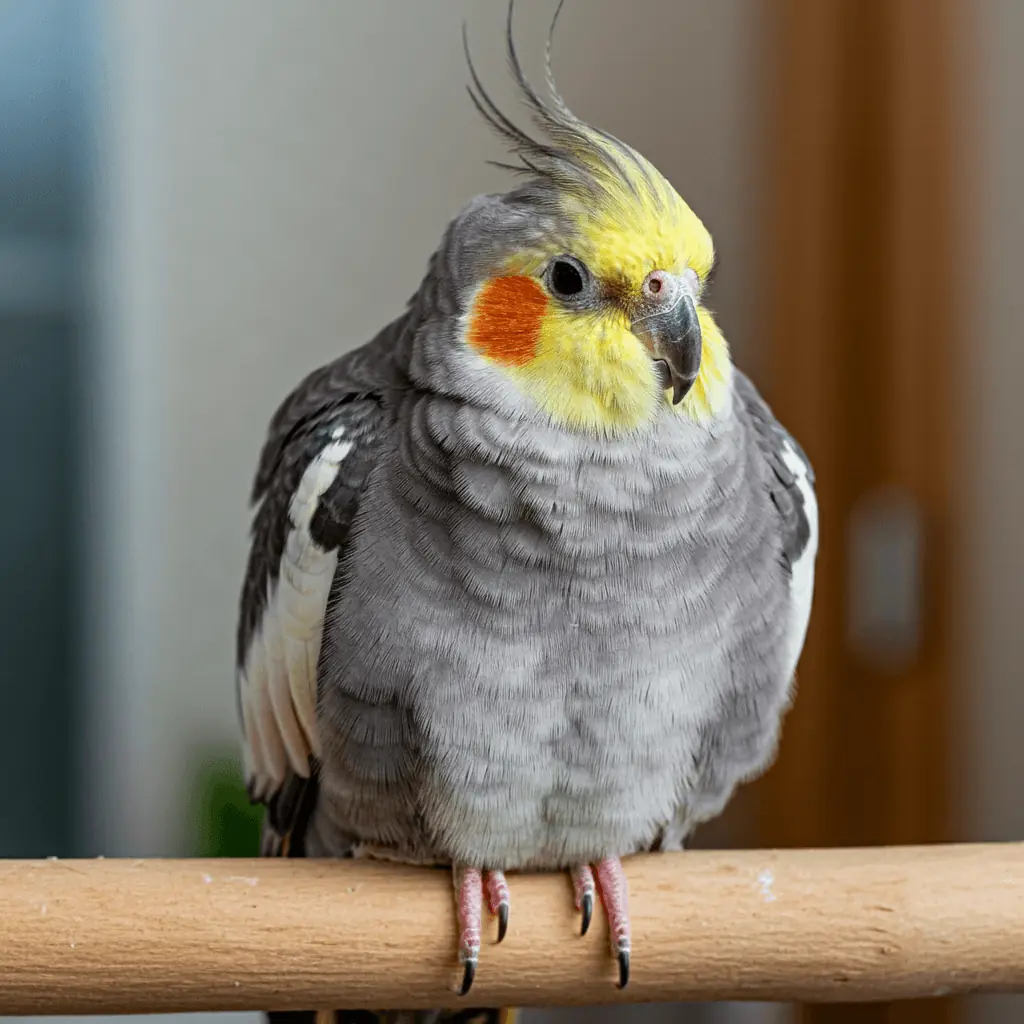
[235,4,817,1022]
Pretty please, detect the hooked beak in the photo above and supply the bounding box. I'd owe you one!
[630,280,702,405]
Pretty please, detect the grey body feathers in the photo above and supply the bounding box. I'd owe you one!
[238,287,816,869]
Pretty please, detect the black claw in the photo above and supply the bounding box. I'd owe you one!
[497,902,509,943]
[460,958,477,996]
[580,892,593,937]
[617,948,630,990]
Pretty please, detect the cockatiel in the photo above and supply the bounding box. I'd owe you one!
[236,5,817,1022]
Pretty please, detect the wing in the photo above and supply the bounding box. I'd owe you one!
[653,371,819,853]
[733,369,819,675]
[236,329,400,849]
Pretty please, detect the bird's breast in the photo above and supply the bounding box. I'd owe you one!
[313,398,791,868]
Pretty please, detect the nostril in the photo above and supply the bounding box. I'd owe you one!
[643,270,671,301]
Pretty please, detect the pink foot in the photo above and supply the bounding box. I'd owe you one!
[454,866,511,995]
[571,863,596,936]
[455,859,632,995]
[454,866,483,995]
[595,856,631,988]
[485,869,510,943]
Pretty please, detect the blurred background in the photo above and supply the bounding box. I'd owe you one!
[0,1,1019,1023]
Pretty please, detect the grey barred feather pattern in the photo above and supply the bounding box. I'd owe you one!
[304,361,812,868]
[236,218,817,869]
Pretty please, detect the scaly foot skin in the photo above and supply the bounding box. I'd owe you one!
[593,856,631,989]
[455,867,509,995]
[454,858,631,995]
[570,863,596,936]
[485,869,510,943]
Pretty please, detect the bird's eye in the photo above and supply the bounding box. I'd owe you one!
[547,257,588,300]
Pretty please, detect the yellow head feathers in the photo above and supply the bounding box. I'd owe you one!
[462,3,731,432]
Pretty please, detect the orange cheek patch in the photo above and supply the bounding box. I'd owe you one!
[466,275,547,366]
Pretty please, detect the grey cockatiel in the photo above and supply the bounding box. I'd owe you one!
[235,7,817,1023]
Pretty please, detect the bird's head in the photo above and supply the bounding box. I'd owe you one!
[414,3,731,435]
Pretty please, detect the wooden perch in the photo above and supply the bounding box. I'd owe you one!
[0,844,1022,1014]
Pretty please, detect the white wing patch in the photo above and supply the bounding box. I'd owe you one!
[781,440,819,681]
[240,428,354,800]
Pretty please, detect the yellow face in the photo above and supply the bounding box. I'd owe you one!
[464,139,732,433]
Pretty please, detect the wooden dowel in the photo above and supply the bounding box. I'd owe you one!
[0,845,1022,1014]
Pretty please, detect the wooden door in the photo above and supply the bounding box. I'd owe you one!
[750,1,966,1021]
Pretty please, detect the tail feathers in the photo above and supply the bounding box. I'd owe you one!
[259,772,318,857]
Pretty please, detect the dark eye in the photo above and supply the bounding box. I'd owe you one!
[547,257,588,299]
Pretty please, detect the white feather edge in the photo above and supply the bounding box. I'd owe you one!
[780,440,819,680]
[239,430,354,799]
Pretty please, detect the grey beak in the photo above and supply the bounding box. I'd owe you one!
[631,292,702,405]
